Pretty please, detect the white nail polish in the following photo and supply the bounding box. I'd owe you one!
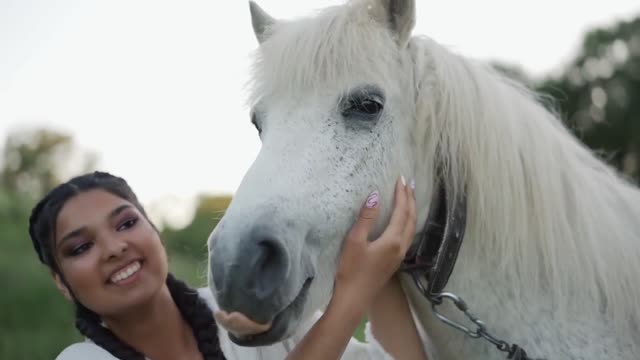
[401,176,406,186]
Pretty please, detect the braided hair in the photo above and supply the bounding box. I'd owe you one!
[28,171,226,359]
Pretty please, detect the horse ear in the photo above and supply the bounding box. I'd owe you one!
[373,0,416,47]
[249,1,276,44]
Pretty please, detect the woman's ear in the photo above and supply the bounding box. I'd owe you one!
[51,271,72,301]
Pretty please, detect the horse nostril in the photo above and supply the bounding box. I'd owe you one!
[209,226,292,317]
[250,238,289,299]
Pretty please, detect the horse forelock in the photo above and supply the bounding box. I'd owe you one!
[246,1,410,109]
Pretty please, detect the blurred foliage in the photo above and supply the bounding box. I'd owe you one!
[163,195,231,260]
[535,16,640,182]
[1,128,98,200]
[0,130,84,359]
[1,14,639,359]
[491,61,534,87]
[162,194,233,290]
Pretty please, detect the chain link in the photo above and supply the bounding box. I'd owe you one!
[403,255,546,359]
[429,292,512,353]
[404,272,547,360]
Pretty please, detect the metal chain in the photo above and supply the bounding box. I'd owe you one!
[427,292,546,360]
[430,292,512,353]
[407,272,545,359]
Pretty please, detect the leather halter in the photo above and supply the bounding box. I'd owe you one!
[399,174,543,360]
[400,175,467,295]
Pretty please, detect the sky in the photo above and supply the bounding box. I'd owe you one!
[1,0,639,225]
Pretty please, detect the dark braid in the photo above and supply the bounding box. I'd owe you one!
[167,273,226,359]
[72,274,226,360]
[75,301,145,360]
[28,171,226,359]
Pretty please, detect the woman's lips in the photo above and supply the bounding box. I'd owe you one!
[108,260,143,285]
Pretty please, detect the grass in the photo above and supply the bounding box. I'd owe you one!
[0,240,81,359]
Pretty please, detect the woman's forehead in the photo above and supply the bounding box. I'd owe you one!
[55,190,132,236]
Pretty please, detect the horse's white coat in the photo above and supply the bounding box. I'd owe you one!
[210,1,640,358]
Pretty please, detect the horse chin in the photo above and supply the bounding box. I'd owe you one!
[228,277,314,347]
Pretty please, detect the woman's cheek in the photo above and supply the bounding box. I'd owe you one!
[63,252,103,289]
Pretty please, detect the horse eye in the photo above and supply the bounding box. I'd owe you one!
[353,99,383,115]
[341,93,384,120]
[251,112,262,134]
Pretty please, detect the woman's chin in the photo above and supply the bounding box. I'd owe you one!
[97,272,167,316]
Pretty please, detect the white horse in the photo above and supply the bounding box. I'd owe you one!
[207,0,640,358]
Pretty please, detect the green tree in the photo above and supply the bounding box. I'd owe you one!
[491,61,534,87]
[1,128,98,199]
[158,194,232,287]
[0,128,99,359]
[537,16,640,182]
[162,195,232,260]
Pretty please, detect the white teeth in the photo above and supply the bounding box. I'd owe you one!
[110,261,141,283]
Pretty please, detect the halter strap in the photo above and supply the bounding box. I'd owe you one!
[400,175,467,295]
[399,172,544,360]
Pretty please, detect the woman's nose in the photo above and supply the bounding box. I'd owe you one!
[102,236,129,260]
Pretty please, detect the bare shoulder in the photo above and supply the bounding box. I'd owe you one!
[55,342,117,360]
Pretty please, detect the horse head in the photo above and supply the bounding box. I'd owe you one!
[207,0,432,346]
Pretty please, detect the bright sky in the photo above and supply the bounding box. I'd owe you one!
[1,0,638,225]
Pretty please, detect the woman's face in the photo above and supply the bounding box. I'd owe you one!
[53,189,168,317]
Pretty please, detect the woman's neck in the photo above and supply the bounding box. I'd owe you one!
[102,284,202,360]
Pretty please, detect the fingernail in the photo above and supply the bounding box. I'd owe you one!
[365,191,379,208]
[401,176,406,186]
[410,179,415,190]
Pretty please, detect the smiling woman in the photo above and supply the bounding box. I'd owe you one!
[27,171,430,360]
[28,172,225,360]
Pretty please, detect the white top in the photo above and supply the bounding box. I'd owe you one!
[55,288,432,360]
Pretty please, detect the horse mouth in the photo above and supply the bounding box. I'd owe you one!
[229,277,313,346]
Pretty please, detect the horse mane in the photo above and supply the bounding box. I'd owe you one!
[409,35,640,336]
[246,0,640,339]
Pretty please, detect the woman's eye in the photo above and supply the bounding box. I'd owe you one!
[117,218,138,231]
[71,243,93,256]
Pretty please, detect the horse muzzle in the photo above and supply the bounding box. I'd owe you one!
[209,221,314,345]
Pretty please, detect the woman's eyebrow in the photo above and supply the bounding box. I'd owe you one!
[109,204,132,219]
[58,228,86,248]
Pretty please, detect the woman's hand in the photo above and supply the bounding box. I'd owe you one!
[335,176,427,360]
[332,175,416,311]
[285,176,418,360]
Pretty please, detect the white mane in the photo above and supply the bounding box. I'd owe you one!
[244,0,640,355]
[410,35,640,337]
